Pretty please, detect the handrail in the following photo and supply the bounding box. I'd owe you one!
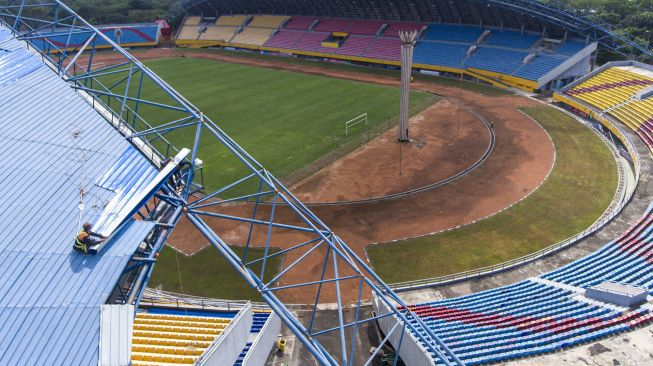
[140,288,270,311]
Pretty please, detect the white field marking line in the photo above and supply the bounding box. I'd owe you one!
[166,241,210,257]
[365,107,556,248]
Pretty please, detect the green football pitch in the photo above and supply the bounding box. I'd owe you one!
[130,57,438,191]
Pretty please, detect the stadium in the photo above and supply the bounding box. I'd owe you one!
[1,0,653,365]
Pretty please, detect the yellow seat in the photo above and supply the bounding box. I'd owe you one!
[132,312,233,365]
[249,15,290,28]
[216,15,248,27]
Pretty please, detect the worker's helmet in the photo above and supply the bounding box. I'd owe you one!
[83,222,92,231]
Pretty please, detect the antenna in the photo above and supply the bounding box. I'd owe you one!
[68,125,89,229]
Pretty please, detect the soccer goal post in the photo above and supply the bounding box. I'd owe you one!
[345,113,368,136]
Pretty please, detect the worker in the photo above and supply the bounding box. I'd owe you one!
[73,223,107,255]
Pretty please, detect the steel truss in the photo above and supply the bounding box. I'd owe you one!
[0,1,463,364]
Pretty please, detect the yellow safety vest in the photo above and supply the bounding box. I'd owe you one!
[74,230,90,253]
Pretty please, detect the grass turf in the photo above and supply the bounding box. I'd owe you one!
[148,245,282,300]
[130,57,438,192]
[366,105,619,283]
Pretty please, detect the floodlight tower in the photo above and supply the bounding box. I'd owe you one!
[398,30,417,142]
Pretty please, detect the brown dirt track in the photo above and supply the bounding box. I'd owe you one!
[92,49,554,303]
[291,100,492,202]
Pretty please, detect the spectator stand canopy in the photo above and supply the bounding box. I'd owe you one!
[0,24,187,364]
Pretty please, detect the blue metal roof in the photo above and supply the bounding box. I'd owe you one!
[0,25,158,365]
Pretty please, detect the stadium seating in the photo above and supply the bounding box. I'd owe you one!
[364,38,402,60]
[542,208,653,289]
[293,32,329,52]
[314,18,351,32]
[220,15,291,46]
[199,26,237,42]
[413,65,653,364]
[556,41,587,56]
[233,311,272,366]
[177,25,200,40]
[284,16,316,30]
[32,23,160,50]
[512,55,564,80]
[334,35,374,56]
[466,47,528,74]
[131,311,234,365]
[248,15,289,29]
[612,100,653,144]
[179,15,587,86]
[414,42,468,68]
[383,21,425,38]
[405,264,653,364]
[177,17,202,40]
[423,24,484,43]
[185,16,202,26]
[484,30,540,49]
[565,66,653,146]
[566,67,653,113]
[216,15,248,27]
[231,27,273,46]
[264,30,304,49]
[349,19,385,35]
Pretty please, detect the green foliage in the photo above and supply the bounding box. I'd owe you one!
[555,0,653,61]
[64,0,179,25]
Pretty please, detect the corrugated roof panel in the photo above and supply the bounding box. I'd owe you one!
[0,220,154,365]
[0,29,45,86]
[0,24,160,366]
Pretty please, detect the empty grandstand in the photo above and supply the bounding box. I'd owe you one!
[170,0,653,91]
[555,62,653,146]
[132,291,281,366]
[175,12,594,91]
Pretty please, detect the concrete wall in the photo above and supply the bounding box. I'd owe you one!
[585,283,648,307]
[99,304,134,366]
[373,295,435,366]
[538,42,597,88]
[243,312,282,366]
[198,303,253,366]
